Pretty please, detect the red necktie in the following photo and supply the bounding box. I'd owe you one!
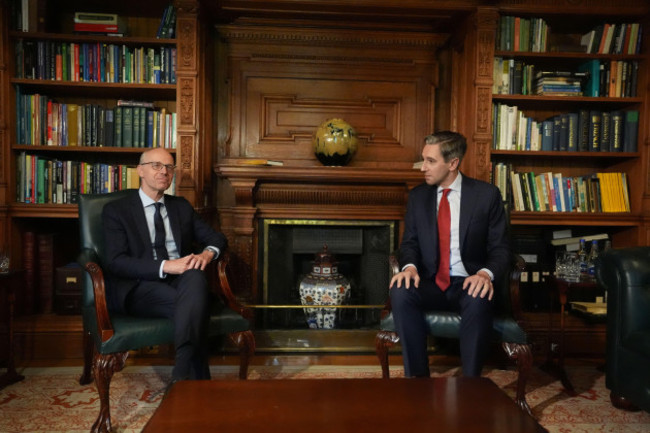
[436,188,451,291]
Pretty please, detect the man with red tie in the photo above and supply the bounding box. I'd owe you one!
[390,131,511,378]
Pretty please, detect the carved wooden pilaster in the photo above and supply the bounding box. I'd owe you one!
[173,1,200,207]
[472,8,499,183]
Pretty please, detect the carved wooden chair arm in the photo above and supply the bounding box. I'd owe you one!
[83,260,114,343]
[216,250,254,320]
[380,253,400,319]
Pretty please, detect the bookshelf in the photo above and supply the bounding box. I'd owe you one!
[0,0,209,317]
[442,0,650,314]
[458,4,647,243]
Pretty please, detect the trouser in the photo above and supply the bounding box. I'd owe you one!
[125,269,211,381]
[390,276,493,377]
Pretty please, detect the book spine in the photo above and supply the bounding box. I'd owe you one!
[610,111,624,152]
[624,110,639,152]
[36,233,54,313]
[22,230,37,314]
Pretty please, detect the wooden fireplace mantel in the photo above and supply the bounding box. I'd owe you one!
[214,162,425,301]
[215,163,424,184]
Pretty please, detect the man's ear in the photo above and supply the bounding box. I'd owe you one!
[449,157,460,171]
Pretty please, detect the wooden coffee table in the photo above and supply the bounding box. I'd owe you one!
[142,377,547,433]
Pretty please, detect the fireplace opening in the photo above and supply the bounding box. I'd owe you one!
[258,219,397,330]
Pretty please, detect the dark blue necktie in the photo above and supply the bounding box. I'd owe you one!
[153,202,169,260]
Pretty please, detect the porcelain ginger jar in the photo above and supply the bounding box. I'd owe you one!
[299,244,351,329]
[312,118,358,166]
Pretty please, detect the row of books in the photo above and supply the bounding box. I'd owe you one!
[15,92,177,149]
[493,165,630,213]
[580,23,643,55]
[493,104,639,153]
[15,40,176,84]
[16,153,144,204]
[157,5,177,39]
[495,16,549,52]
[493,58,639,98]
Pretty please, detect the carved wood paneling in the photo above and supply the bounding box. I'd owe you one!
[218,25,447,167]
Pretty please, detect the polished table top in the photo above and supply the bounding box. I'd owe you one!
[142,377,547,433]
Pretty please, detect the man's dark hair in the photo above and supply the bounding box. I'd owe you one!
[424,131,467,164]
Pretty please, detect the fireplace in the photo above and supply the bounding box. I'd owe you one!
[214,164,423,350]
[258,219,396,330]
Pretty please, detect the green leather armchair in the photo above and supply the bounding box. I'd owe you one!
[376,204,533,414]
[595,247,650,413]
[77,190,255,433]
[375,252,532,414]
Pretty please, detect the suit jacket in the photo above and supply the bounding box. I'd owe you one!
[399,174,511,284]
[102,190,228,313]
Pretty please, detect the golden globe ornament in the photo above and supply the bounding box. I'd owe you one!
[313,118,358,166]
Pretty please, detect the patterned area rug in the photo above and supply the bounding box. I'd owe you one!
[1,364,649,432]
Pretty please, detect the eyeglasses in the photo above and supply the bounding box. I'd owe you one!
[140,161,176,172]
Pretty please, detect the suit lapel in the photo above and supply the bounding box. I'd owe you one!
[165,196,182,254]
[427,185,438,244]
[459,176,475,250]
[128,193,152,254]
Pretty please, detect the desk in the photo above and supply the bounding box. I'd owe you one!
[541,275,603,395]
[0,270,25,390]
[142,378,547,433]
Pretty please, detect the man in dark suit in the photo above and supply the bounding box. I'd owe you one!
[102,148,227,383]
[390,131,510,377]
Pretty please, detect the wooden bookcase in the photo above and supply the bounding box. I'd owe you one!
[453,1,649,259]
[0,0,211,317]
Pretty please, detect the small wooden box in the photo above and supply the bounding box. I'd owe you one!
[54,265,83,315]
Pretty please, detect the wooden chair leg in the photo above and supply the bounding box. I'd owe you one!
[502,342,533,417]
[79,330,94,385]
[230,330,255,380]
[91,351,128,433]
[376,331,400,379]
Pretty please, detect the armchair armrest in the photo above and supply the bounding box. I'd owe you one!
[379,253,400,320]
[83,261,115,343]
[216,250,254,320]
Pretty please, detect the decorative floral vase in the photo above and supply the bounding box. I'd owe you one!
[299,244,351,329]
[312,118,359,166]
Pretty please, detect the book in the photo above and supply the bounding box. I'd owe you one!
[74,12,118,25]
[624,110,639,152]
[577,59,600,97]
[567,112,578,152]
[541,120,553,151]
[37,232,54,314]
[550,232,609,246]
[577,109,589,152]
[610,111,624,152]
[588,111,601,151]
[600,111,611,152]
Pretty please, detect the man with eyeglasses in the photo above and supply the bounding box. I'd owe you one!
[102,147,227,385]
